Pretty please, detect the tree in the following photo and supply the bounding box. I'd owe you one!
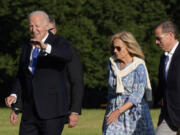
[0,0,175,106]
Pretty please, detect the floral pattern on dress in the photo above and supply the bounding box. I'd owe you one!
[102,60,155,135]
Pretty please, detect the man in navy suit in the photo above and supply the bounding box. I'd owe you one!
[8,16,84,130]
[5,10,73,135]
[154,21,180,135]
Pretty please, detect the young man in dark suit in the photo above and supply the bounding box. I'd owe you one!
[154,21,180,135]
[5,10,73,135]
[48,17,84,128]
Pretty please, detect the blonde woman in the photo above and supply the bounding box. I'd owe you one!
[102,31,155,135]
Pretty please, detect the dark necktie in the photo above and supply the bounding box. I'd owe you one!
[164,55,169,79]
[32,48,39,74]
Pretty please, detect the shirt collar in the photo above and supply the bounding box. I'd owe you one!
[42,33,49,43]
[164,41,179,56]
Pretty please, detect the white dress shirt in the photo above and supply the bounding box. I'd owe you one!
[164,41,179,78]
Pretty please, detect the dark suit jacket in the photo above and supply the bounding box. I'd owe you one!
[155,43,180,129]
[65,45,84,114]
[11,32,72,120]
[12,45,84,117]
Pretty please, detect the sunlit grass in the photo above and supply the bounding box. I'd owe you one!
[0,108,160,135]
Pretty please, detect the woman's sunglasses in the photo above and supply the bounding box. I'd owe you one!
[111,46,122,52]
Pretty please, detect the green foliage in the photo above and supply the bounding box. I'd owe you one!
[0,54,17,77]
[0,0,178,94]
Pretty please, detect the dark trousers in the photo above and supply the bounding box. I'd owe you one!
[19,114,65,135]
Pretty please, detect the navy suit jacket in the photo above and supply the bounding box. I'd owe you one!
[12,32,72,119]
[156,43,180,128]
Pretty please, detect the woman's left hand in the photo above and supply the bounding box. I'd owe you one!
[106,109,121,125]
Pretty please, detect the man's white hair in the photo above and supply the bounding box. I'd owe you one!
[28,10,49,24]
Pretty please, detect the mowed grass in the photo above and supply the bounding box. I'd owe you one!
[0,108,160,135]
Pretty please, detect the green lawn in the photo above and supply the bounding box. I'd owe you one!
[0,108,160,135]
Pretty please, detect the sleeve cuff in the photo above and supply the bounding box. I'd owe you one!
[128,98,138,106]
[45,44,52,54]
[10,93,17,103]
[71,112,79,115]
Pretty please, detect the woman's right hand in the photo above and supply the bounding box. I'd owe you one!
[106,109,121,125]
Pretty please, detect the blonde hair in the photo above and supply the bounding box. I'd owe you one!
[110,31,145,60]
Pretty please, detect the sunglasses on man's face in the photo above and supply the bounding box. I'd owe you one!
[111,46,122,51]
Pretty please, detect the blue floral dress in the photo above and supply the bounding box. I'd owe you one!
[102,61,155,135]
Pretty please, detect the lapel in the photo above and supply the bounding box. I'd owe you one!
[44,31,54,44]
[167,43,180,80]
[25,42,32,67]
